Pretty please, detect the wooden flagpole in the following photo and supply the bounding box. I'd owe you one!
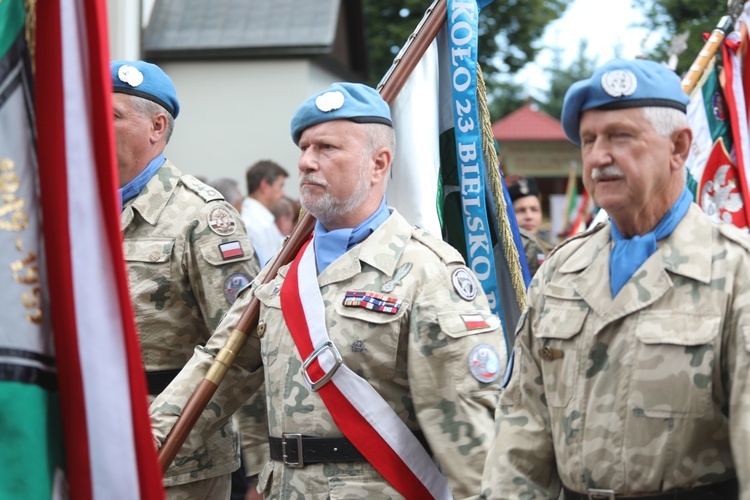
[157,0,448,472]
[681,0,745,93]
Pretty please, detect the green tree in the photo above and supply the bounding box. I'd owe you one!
[632,0,729,75]
[362,0,569,88]
[487,78,527,120]
[538,40,599,120]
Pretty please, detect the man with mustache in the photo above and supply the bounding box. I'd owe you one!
[480,58,749,499]
[150,82,506,498]
[112,60,261,499]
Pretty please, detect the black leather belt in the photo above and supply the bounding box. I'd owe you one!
[145,369,181,395]
[269,431,431,468]
[562,477,738,500]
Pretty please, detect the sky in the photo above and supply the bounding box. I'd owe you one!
[516,0,657,100]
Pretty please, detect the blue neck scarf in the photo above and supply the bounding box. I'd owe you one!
[314,198,390,274]
[609,187,692,297]
[119,153,166,207]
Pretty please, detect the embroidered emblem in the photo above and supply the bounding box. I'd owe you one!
[316,90,345,112]
[461,313,490,331]
[351,339,367,352]
[468,344,501,383]
[117,65,143,87]
[223,273,250,304]
[343,290,402,314]
[208,205,236,236]
[218,241,244,260]
[600,69,637,97]
[452,268,477,301]
[381,262,413,292]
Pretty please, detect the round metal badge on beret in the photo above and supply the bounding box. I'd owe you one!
[468,344,501,383]
[315,90,345,112]
[452,268,477,301]
[601,70,637,97]
[117,65,144,87]
[224,273,250,304]
[208,206,236,236]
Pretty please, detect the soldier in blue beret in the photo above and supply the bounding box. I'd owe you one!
[482,58,749,498]
[111,60,261,499]
[150,81,505,498]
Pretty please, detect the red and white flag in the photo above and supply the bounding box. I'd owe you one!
[33,0,164,498]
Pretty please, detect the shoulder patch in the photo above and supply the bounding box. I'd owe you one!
[547,221,606,259]
[718,222,750,252]
[180,175,224,202]
[411,227,465,265]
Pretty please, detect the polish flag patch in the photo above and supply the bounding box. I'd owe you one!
[461,313,490,330]
[219,241,244,260]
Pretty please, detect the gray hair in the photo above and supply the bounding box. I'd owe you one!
[641,106,689,137]
[207,177,243,206]
[128,94,175,143]
[362,123,396,189]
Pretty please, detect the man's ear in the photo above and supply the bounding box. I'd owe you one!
[670,126,692,171]
[370,147,392,184]
[150,113,169,144]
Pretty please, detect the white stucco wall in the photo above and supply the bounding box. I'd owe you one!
[158,59,341,199]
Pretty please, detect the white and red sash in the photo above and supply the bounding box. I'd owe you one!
[280,238,452,500]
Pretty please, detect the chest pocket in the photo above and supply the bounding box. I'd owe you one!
[534,292,589,408]
[333,292,410,380]
[123,238,174,319]
[254,279,283,368]
[631,311,720,419]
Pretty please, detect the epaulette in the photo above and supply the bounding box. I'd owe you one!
[180,175,224,203]
[410,226,464,265]
[718,222,750,252]
[547,221,607,259]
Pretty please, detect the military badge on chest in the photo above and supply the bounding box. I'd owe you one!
[343,290,402,314]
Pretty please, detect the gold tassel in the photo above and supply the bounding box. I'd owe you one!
[476,64,526,311]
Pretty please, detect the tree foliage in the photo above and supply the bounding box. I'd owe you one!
[362,0,569,88]
[537,40,599,120]
[632,0,730,75]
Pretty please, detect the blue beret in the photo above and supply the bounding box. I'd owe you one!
[290,82,392,145]
[111,60,180,119]
[561,58,689,146]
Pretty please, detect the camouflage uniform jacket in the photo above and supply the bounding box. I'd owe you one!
[150,210,506,499]
[122,160,260,486]
[481,204,750,499]
[519,228,547,277]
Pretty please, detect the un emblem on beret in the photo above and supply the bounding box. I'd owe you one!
[601,70,637,97]
[117,65,144,87]
[316,91,345,112]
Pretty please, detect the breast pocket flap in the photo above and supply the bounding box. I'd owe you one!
[124,238,174,263]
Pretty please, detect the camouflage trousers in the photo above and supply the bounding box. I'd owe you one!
[166,473,231,500]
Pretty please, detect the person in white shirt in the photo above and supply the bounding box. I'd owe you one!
[241,160,288,264]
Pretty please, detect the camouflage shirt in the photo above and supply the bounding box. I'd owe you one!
[150,210,506,499]
[481,204,750,499]
[122,160,260,486]
[519,228,547,277]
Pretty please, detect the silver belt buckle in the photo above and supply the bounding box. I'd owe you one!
[281,433,303,468]
[300,340,342,391]
[587,489,616,500]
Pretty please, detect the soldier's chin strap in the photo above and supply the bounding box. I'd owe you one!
[280,238,451,500]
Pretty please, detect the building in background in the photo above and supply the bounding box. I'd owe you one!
[493,102,582,242]
[107,0,368,199]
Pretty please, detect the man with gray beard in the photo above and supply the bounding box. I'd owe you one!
[150,82,505,498]
[480,58,749,499]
